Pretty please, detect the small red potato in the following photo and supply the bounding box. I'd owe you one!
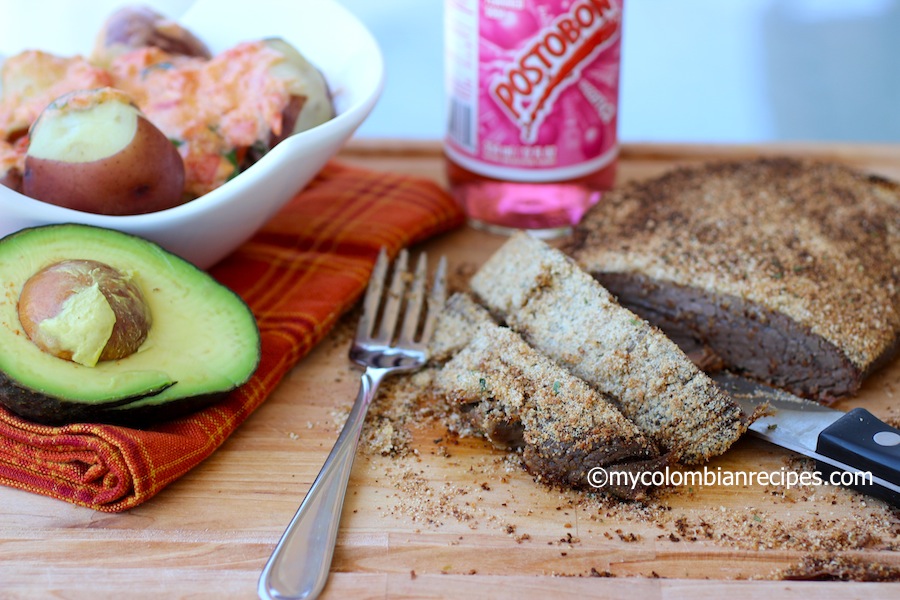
[22,87,186,215]
[0,165,22,191]
[18,259,152,367]
[91,5,211,67]
[1,138,26,192]
[1,143,22,191]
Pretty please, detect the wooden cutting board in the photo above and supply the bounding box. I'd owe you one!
[2,142,899,599]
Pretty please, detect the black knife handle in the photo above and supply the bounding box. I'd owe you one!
[815,408,900,506]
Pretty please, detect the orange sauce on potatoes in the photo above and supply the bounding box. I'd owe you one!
[1,41,301,199]
[109,42,295,197]
[0,51,113,138]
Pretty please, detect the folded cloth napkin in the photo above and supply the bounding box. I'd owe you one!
[0,161,465,512]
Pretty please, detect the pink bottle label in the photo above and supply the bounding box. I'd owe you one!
[446,0,622,182]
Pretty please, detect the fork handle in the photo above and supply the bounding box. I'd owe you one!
[258,367,386,600]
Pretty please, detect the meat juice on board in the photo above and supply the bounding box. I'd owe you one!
[444,0,623,237]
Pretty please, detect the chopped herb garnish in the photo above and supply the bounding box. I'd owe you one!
[479,377,487,393]
[552,381,561,394]
[224,149,243,181]
[224,148,240,167]
[140,62,174,78]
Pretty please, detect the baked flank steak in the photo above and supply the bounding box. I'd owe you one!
[434,319,667,500]
[567,157,900,401]
[470,233,751,466]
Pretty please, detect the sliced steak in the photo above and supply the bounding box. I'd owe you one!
[568,157,900,402]
[470,232,751,465]
[435,321,667,500]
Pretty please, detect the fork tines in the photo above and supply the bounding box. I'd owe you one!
[357,248,447,348]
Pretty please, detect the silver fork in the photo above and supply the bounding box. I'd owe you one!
[258,248,447,600]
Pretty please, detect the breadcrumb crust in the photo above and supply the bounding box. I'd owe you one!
[471,232,748,465]
[569,157,900,372]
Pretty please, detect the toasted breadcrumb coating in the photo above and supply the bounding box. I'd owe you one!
[569,158,900,376]
[471,232,749,465]
[429,292,495,364]
[435,322,666,499]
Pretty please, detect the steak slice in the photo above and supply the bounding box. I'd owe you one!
[470,232,750,465]
[567,157,900,401]
[435,321,667,500]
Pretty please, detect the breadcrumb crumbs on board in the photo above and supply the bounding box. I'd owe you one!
[325,258,899,582]
[349,365,900,582]
[776,554,900,581]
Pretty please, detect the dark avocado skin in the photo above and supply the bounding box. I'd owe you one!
[0,372,173,426]
[0,372,244,427]
[93,391,235,427]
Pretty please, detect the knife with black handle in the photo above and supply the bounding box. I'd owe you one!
[815,407,900,504]
[713,372,900,506]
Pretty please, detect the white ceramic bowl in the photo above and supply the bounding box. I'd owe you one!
[0,0,383,268]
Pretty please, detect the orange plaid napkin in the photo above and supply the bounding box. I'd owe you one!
[0,161,465,512]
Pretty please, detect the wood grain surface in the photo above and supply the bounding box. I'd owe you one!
[1,142,899,599]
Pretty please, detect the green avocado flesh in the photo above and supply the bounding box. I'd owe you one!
[0,224,261,425]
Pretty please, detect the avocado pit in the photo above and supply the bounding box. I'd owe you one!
[17,259,151,366]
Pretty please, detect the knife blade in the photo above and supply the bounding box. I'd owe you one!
[712,372,900,506]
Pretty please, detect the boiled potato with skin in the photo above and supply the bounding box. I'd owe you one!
[22,87,185,215]
[1,139,23,191]
[91,5,211,68]
[0,164,22,191]
[263,38,334,147]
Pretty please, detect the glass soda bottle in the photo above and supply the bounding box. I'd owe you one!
[444,0,623,238]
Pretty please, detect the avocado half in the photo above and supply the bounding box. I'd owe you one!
[0,224,261,426]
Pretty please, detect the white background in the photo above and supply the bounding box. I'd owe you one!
[2,0,898,143]
[338,0,900,143]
